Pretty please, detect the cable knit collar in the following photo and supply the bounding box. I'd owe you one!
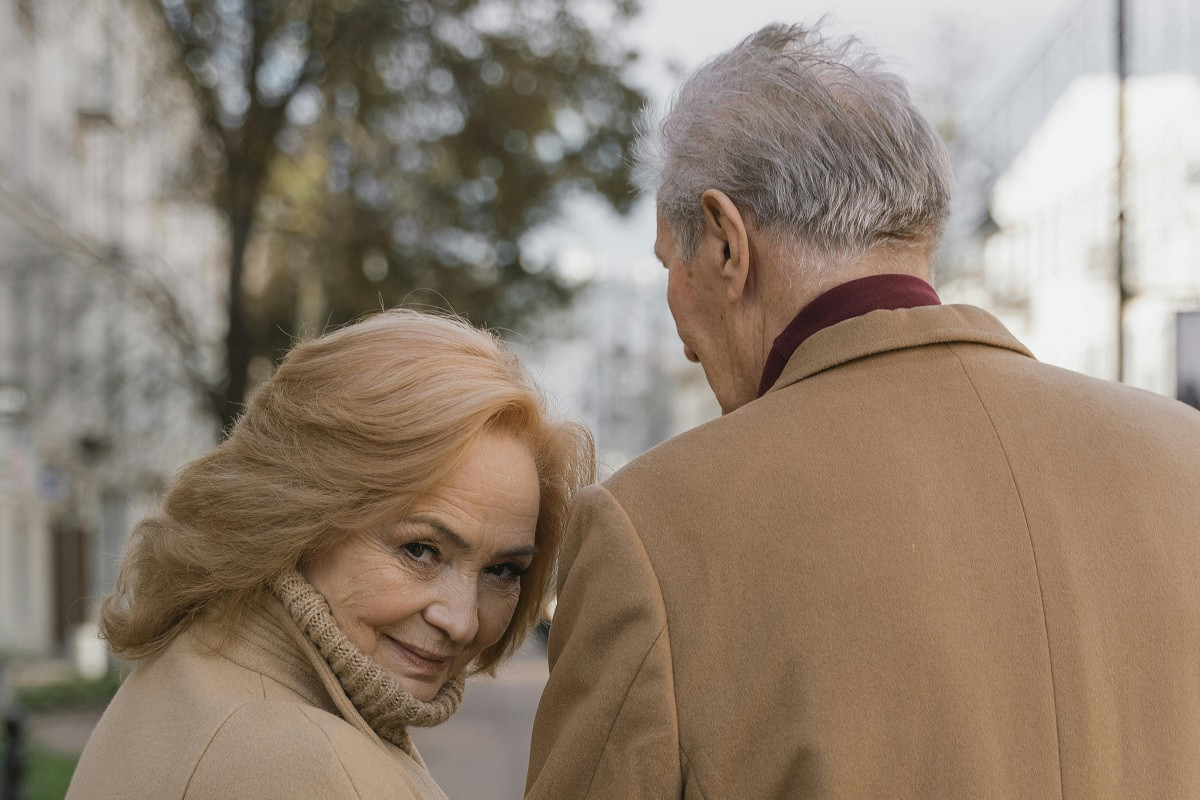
[271,569,465,754]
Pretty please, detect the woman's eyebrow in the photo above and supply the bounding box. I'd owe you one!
[500,545,539,560]
[406,516,538,560]
[407,516,469,550]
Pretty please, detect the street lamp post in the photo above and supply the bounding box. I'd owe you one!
[1115,0,1130,383]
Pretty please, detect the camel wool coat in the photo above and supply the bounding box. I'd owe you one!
[66,595,449,800]
[527,304,1200,799]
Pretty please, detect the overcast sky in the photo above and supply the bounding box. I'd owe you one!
[624,0,1079,96]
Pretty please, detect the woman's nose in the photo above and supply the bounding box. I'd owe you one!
[423,574,480,644]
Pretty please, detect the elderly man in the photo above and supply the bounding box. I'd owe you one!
[526,22,1200,800]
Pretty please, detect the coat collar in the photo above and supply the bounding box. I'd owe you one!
[764,304,1035,396]
[271,571,464,754]
[758,274,942,397]
[199,593,427,765]
[190,595,451,797]
[217,594,350,716]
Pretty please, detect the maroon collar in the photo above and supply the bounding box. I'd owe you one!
[757,274,942,397]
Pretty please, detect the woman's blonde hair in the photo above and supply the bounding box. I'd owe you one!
[100,309,594,673]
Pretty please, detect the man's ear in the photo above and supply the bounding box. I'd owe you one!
[699,189,750,301]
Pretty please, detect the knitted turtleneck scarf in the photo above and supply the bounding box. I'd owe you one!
[271,569,465,755]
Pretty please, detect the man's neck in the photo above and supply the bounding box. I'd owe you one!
[756,243,934,362]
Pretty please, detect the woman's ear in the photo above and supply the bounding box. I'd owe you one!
[700,189,751,301]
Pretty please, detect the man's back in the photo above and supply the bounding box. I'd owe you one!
[527,305,1200,798]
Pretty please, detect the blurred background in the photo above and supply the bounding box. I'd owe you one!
[1,0,1198,796]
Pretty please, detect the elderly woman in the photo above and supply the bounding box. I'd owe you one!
[66,310,593,800]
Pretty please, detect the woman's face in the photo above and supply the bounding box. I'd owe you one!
[302,431,541,702]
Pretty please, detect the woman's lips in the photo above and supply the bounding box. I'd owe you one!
[385,636,454,677]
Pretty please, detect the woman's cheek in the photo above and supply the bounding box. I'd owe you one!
[478,587,522,646]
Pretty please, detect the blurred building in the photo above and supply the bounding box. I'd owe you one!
[942,0,1200,404]
[516,246,719,478]
[0,0,225,663]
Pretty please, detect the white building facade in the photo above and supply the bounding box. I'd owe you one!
[942,0,1200,405]
[0,0,226,661]
[514,232,719,478]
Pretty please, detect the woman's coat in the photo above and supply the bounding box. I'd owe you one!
[67,595,449,800]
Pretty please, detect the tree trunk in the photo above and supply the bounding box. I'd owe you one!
[220,209,254,432]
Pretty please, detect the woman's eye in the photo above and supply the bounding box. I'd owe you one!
[485,562,526,582]
[402,542,438,564]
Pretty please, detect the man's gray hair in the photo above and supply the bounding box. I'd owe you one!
[635,23,954,263]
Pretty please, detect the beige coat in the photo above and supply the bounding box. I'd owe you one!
[67,595,449,800]
[527,304,1200,799]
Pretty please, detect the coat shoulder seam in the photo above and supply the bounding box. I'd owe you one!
[945,341,1066,799]
[182,701,364,800]
[582,624,669,799]
[587,484,687,797]
[294,705,367,799]
[181,702,249,800]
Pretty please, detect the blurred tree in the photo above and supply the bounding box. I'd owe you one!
[158,0,646,429]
